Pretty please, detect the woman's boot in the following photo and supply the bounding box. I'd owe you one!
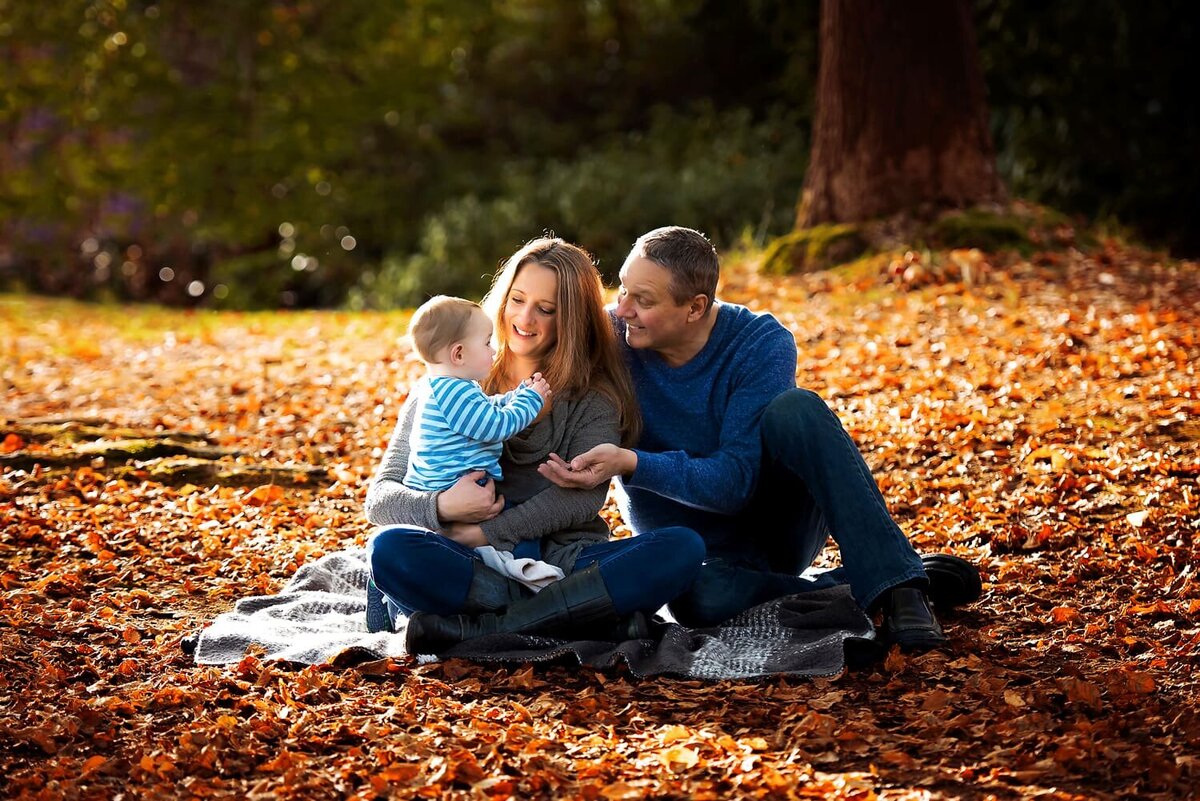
[406,563,641,654]
[460,560,532,613]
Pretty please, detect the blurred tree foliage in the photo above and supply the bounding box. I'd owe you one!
[0,0,1194,308]
[976,0,1199,255]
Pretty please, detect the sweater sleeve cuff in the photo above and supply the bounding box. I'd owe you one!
[418,490,442,531]
[626,449,668,490]
[478,519,519,552]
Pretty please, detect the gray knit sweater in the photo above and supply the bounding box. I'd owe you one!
[363,389,619,571]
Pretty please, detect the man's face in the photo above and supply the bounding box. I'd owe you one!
[615,256,695,352]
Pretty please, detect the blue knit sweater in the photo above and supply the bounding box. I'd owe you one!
[613,302,797,549]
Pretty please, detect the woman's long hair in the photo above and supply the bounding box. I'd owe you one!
[482,237,641,446]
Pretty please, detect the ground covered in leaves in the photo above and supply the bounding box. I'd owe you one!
[2,239,1199,800]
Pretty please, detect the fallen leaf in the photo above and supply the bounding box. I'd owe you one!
[1026,445,1071,472]
[1061,678,1103,708]
[243,484,285,507]
[921,689,952,711]
[601,782,645,800]
[1126,510,1150,527]
[80,755,106,775]
[661,745,700,770]
[660,725,692,744]
[1051,606,1080,623]
[1122,670,1156,694]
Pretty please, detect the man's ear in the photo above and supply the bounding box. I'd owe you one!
[686,294,710,323]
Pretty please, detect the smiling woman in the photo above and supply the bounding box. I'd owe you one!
[481,239,633,432]
[498,263,559,370]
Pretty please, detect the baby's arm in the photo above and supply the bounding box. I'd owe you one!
[436,378,544,443]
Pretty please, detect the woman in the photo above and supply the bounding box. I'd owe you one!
[364,237,705,654]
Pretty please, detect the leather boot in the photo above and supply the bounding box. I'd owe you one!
[460,560,532,614]
[406,563,626,654]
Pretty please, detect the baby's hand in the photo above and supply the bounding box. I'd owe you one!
[528,372,552,401]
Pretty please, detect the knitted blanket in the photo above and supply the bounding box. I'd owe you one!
[193,548,878,679]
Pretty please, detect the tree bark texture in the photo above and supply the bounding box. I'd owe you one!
[798,0,1004,227]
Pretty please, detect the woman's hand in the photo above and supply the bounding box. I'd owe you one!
[441,522,489,548]
[538,445,637,489]
[436,471,504,523]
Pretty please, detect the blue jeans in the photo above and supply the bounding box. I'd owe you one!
[368,524,705,618]
[669,388,927,627]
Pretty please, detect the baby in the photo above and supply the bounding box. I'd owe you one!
[403,295,550,492]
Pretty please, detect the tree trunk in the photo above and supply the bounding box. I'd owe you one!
[797,0,1004,227]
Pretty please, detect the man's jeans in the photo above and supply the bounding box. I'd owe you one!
[669,388,927,627]
[369,524,705,618]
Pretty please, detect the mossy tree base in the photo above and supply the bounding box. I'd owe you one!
[928,208,1030,251]
[761,202,1085,276]
[760,224,869,276]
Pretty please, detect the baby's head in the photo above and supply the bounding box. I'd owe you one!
[408,295,496,381]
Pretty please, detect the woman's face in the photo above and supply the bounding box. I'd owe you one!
[502,262,559,363]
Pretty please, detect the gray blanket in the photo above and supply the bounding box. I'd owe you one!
[193,548,878,679]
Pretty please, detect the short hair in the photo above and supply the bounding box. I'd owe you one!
[628,226,719,309]
[407,295,484,363]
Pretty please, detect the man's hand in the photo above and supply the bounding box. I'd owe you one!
[440,522,488,548]
[537,444,636,490]
[437,471,504,523]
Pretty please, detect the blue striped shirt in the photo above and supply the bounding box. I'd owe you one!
[403,375,544,491]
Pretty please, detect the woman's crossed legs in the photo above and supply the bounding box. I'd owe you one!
[368,525,705,620]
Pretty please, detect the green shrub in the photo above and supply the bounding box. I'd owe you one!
[350,195,532,309]
[355,105,808,307]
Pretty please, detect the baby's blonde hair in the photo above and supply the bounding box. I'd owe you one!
[407,295,484,364]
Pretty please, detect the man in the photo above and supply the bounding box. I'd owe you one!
[540,226,980,651]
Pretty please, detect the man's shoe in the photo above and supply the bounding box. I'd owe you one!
[880,587,947,652]
[921,554,982,610]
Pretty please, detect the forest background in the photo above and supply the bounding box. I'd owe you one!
[3,0,1198,310]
